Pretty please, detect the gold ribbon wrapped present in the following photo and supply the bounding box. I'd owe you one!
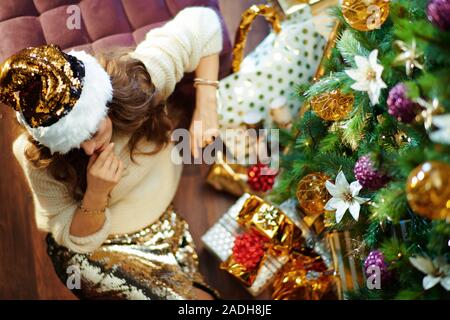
[236,196,303,252]
[206,156,250,197]
[202,194,304,296]
[272,250,336,300]
[206,150,275,197]
[220,195,304,292]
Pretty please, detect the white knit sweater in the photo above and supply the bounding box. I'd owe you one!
[12,7,223,254]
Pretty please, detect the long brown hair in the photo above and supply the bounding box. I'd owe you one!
[21,51,173,201]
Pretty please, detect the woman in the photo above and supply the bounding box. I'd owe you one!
[1,7,222,299]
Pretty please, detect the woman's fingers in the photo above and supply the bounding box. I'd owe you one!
[110,157,119,170]
[96,142,115,167]
[202,127,220,147]
[113,160,124,182]
[190,126,220,158]
[191,132,200,159]
[87,152,99,170]
[103,153,114,170]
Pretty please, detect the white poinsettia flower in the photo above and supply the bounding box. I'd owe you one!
[324,171,370,223]
[430,114,450,145]
[345,49,387,105]
[409,256,450,291]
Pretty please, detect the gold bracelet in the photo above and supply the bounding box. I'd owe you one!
[79,205,106,215]
[193,78,220,88]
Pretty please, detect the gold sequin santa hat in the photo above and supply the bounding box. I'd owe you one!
[0,44,112,154]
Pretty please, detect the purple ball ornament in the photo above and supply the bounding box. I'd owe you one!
[387,83,421,123]
[364,250,392,285]
[354,155,389,190]
[427,0,450,31]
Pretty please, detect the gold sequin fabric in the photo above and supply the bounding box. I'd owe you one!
[46,207,218,300]
[0,44,84,128]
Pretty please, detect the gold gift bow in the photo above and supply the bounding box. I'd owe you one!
[232,4,282,73]
[221,195,304,286]
[221,256,259,287]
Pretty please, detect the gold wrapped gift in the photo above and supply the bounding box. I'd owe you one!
[220,195,303,288]
[222,256,260,287]
[206,161,250,197]
[206,151,268,197]
[237,197,284,240]
[237,196,303,252]
[272,251,336,300]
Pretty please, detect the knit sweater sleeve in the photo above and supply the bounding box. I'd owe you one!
[130,6,223,100]
[12,134,111,254]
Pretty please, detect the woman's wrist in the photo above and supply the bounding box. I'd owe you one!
[194,78,219,89]
[70,190,108,237]
[195,54,219,81]
[196,85,217,105]
[82,189,109,211]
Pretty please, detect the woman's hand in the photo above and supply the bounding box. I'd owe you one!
[190,53,220,158]
[190,85,220,158]
[86,142,124,198]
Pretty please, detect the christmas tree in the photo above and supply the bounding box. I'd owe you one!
[271,0,450,299]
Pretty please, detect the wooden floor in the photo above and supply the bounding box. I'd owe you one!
[0,0,270,300]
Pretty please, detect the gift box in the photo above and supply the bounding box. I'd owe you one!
[206,151,278,197]
[326,220,414,299]
[201,194,303,296]
[274,198,342,300]
[326,230,365,299]
[206,160,250,197]
[272,251,336,300]
[277,197,366,300]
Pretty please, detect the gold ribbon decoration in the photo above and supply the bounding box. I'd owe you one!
[314,20,341,81]
[221,255,260,287]
[232,4,282,73]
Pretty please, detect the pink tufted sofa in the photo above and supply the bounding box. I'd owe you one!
[0,0,231,71]
[0,0,232,125]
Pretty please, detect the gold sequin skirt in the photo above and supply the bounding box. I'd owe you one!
[46,206,219,300]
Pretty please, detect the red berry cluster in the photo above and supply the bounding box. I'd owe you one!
[232,230,268,270]
[247,163,278,192]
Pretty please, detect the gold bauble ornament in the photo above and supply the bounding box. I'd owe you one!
[406,161,450,220]
[310,90,354,121]
[342,0,390,32]
[296,173,331,216]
